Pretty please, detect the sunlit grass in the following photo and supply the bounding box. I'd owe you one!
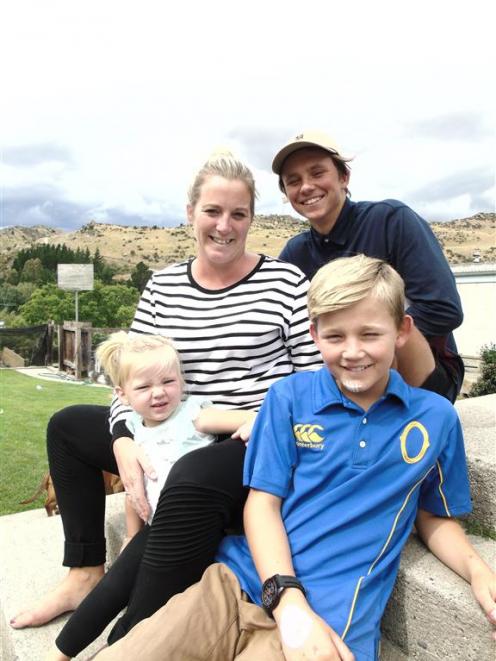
[0,369,112,516]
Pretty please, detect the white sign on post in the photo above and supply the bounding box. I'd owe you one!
[57,264,94,291]
[57,264,94,324]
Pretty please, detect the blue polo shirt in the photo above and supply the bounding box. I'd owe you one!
[279,198,464,390]
[216,368,471,661]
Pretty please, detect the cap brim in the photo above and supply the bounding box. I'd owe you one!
[272,141,341,174]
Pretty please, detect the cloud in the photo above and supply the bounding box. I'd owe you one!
[2,143,73,167]
[227,127,294,171]
[2,185,92,229]
[406,167,494,204]
[2,184,182,231]
[404,167,495,220]
[89,206,181,228]
[404,112,492,141]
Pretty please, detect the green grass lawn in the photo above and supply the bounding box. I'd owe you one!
[0,369,112,516]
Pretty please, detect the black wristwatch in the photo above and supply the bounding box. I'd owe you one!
[261,574,306,617]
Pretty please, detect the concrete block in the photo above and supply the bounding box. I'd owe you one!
[456,394,496,534]
[382,534,496,660]
[1,347,25,368]
[380,637,409,660]
[0,493,126,661]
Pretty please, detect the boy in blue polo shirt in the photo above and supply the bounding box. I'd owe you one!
[94,255,495,661]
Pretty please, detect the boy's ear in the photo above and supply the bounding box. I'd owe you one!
[309,321,319,345]
[395,314,413,349]
[186,204,194,224]
[114,386,129,406]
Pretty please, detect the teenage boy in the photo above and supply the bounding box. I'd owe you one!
[273,130,464,403]
[94,255,495,661]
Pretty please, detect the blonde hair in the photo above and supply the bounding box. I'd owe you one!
[96,332,183,389]
[188,151,258,216]
[308,255,405,327]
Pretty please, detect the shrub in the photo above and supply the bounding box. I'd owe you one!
[469,343,496,397]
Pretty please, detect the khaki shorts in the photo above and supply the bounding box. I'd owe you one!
[93,563,285,661]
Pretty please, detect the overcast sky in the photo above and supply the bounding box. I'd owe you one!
[1,0,494,231]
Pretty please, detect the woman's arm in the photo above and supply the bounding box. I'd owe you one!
[244,488,354,660]
[416,509,496,633]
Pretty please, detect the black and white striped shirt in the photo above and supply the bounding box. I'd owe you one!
[110,255,321,430]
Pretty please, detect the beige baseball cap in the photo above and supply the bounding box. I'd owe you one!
[272,130,346,174]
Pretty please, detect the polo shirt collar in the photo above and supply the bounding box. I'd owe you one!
[310,198,356,247]
[312,366,410,413]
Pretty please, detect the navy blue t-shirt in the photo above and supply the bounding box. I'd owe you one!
[279,198,464,390]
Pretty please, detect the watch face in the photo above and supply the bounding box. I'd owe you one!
[262,577,278,609]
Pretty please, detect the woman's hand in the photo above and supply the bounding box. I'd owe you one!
[113,436,157,522]
[277,602,354,661]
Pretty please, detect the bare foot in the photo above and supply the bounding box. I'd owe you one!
[10,565,104,628]
[44,643,71,661]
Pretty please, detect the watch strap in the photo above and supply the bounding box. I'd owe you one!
[262,574,306,616]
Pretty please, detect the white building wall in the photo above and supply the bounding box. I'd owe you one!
[452,264,496,358]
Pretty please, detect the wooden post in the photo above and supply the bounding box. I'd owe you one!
[75,324,82,380]
[46,321,54,366]
[60,321,92,378]
[58,324,64,371]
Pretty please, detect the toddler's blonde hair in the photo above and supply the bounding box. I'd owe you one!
[96,332,183,389]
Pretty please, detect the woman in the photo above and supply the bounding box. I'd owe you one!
[12,153,322,658]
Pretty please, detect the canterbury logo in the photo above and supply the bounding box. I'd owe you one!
[400,421,430,464]
[293,424,324,444]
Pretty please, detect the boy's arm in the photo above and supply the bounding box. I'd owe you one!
[416,509,496,634]
[244,488,354,660]
[194,408,257,442]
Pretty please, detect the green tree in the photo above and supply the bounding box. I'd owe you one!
[17,282,140,327]
[0,282,36,312]
[19,284,75,324]
[20,258,46,284]
[6,268,20,285]
[0,309,27,328]
[470,343,496,397]
[79,282,139,327]
[92,248,115,284]
[129,261,152,293]
[0,283,24,311]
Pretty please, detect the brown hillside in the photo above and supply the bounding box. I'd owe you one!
[1,213,494,277]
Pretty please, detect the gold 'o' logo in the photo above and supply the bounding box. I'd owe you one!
[400,421,430,464]
[293,424,324,444]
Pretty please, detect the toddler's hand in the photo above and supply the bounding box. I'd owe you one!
[231,412,257,443]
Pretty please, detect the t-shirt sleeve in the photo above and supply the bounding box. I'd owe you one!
[418,414,472,517]
[243,383,297,498]
[387,205,463,337]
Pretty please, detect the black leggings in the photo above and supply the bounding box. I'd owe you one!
[49,405,247,657]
